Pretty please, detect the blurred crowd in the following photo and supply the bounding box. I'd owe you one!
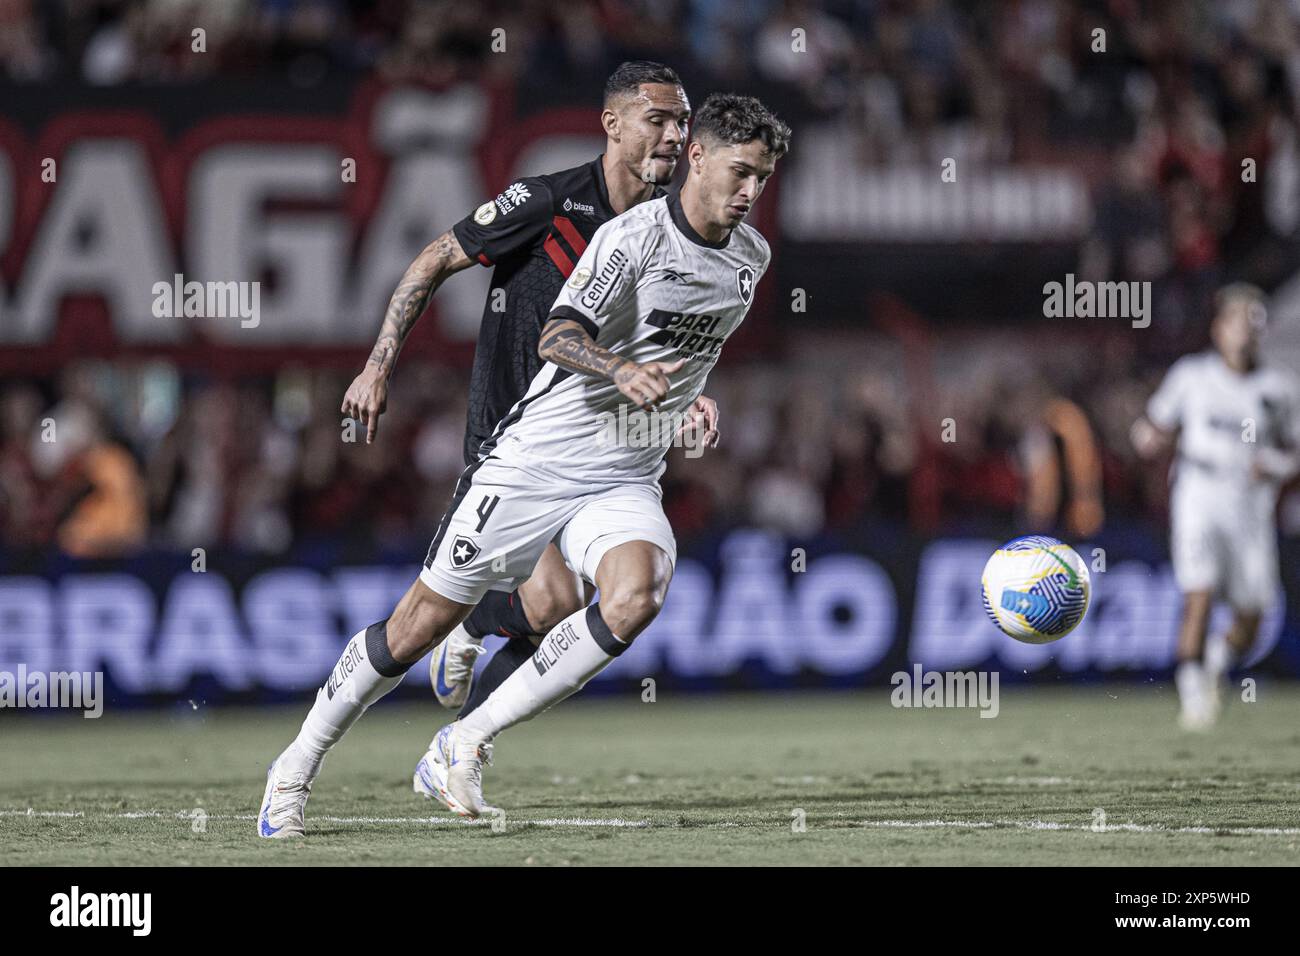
[4,0,1300,305]
[4,0,1300,556]
[0,338,1237,559]
[1,0,1298,121]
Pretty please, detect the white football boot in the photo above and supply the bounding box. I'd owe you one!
[429,623,486,710]
[443,721,497,819]
[1175,661,1216,732]
[412,723,470,815]
[1178,702,1215,732]
[257,751,313,838]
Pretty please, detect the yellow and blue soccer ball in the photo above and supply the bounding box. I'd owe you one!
[981,535,1091,643]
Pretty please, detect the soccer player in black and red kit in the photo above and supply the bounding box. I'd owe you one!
[339,62,715,777]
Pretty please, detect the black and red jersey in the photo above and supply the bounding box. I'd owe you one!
[451,155,666,465]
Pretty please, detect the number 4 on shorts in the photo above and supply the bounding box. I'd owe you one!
[475,494,500,533]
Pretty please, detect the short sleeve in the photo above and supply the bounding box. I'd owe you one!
[451,177,552,266]
[755,233,772,277]
[1146,358,1191,431]
[546,217,648,335]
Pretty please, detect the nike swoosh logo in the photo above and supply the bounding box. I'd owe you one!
[1043,549,1079,589]
[435,651,456,698]
[259,766,282,836]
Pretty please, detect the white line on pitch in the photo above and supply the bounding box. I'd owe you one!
[857,819,1300,836]
[8,808,1297,836]
[0,809,648,827]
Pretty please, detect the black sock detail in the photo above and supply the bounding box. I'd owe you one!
[459,637,537,718]
[586,603,627,657]
[364,619,412,677]
[463,589,536,640]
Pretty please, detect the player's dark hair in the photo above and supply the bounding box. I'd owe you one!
[692,93,791,157]
[604,61,682,105]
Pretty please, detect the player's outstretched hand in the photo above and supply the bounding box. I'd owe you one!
[678,394,720,449]
[341,365,390,444]
[615,358,686,411]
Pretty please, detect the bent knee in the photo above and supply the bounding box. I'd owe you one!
[600,582,668,641]
[389,580,465,661]
[523,587,586,633]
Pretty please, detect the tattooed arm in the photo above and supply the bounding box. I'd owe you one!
[342,229,474,443]
[538,317,685,411]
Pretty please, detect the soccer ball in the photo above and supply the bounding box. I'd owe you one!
[981,535,1091,644]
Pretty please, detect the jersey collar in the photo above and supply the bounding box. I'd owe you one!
[668,190,731,249]
[592,155,617,219]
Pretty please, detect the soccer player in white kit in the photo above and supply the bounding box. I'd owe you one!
[257,93,790,834]
[1132,284,1300,730]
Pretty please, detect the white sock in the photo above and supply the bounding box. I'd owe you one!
[283,621,411,776]
[458,604,628,739]
[1175,660,1206,711]
[1204,634,1240,681]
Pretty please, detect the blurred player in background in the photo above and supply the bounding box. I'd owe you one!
[337,62,717,803]
[1132,284,1300,730]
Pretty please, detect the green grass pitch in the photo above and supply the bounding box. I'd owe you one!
[3,684,1300,865]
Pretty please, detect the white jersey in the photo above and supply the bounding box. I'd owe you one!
[479,192,770,485]
[1149,350,1298,610]
[1147,350,1300,504]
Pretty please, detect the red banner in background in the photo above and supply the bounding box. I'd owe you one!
[0,80,780,374]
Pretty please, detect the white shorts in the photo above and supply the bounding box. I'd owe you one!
[419,455,677,605]
[1170,480,1279,613]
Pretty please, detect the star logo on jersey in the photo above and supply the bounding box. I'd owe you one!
[449,535,480,569]
[473,200,497,225]
[736,266,754,305]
